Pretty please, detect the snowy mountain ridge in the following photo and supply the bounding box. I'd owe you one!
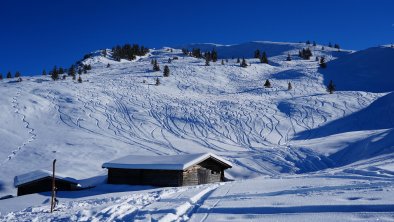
[0,41,393,221]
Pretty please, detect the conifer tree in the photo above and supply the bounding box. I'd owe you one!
[319,57,327,68]
[78,69,82,75]
[328,42,333,47]
[51,66,59,80]
[260,52,268,64]
[42,69,47,76]
[240,58,248,68]
[192,48,202,58]
[151,59,154,65]
[264,79,271,88]
[315,56,319,62]
[78,75,82,83]
[236,58,240,63]
[6,71,12,79]
[15,71,21,78]
[163,65,170,77]
[288,82,292,90]
[59,67,64,74]
[211,49,218,62]
[299,48,312,60]
[205,56,210,66]
[306,40,311,45]
[321,46,325,50]
[168,58,172,63]
[62,75,67,80]
[221,59,224,65]
[286,53,291,61]
[153,59,160,71]
[68,65,76,77]
[155,77,160,86]
[225,59,228,63]
[254,49,261,58]
[327,80,335,94]
[107,63,111,68]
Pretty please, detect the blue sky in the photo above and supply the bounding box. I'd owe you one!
[0,0,393,75]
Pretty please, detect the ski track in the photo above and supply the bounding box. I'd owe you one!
[1,87,37,165]
[0,46,390,219]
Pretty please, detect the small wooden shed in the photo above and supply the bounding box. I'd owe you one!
[102,153,232,187]
[14,170,80,196]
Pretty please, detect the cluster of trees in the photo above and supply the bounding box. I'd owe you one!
[328,42,340,50]
[305,40,317,46]
[112,44,149,61]
[151,59,170,76]
[204,49,218,62]
[182,48,219,63]
[254,50,269,64]
[181,48,203,58]
[0,71,22,80]
[48,63,91,81]
[299,48,313,60]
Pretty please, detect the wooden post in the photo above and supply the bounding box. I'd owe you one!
[50,159,56,213]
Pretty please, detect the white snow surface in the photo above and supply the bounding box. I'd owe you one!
[0,41,393,221]
[14,169,78,187]
[102,152,232,170]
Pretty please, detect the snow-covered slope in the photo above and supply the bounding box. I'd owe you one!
[321,46,394,93]
[0,41,393,221]
[179,41,346,58]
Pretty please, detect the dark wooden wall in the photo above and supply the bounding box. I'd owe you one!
[108,169,183,187]
[107,157,229,187]
[17,177,77,196]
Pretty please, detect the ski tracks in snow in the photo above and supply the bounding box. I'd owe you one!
[1,87,37,165]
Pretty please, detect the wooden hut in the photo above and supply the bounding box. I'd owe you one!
[102,153,232,187]
[14,170,80,196]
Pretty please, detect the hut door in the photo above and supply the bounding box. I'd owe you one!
[197,169,209,184]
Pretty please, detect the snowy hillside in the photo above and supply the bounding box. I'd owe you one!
[321,46,394,93]
[0,41,393,221]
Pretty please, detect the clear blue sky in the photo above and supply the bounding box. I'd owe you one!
[1,0,393,75]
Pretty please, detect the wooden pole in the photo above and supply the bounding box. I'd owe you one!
[50,159,56,213]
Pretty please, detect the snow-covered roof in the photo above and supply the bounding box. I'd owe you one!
[102,153,232,170]
[14,169,79,187]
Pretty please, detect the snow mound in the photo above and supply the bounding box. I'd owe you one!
[321,46,394,93]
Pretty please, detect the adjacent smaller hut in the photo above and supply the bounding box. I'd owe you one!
[14,170,80,196]
[102,152,232,187]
